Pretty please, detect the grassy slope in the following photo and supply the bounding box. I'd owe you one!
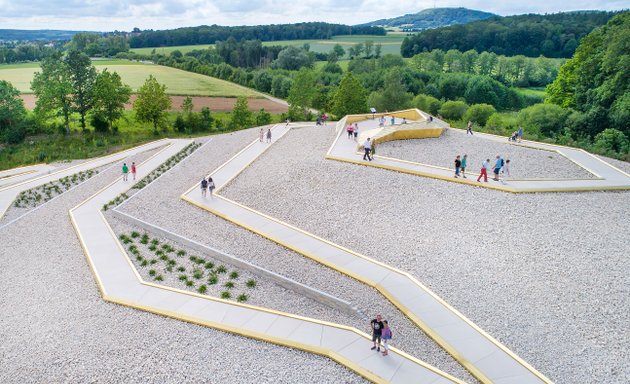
[0,60,259,97]
[130,44,214,55]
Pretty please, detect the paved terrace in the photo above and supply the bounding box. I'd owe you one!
[328,110,630,193]
[181,123,552,384]
[67,134,459,384]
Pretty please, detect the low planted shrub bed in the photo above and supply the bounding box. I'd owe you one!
[14,169,99,209]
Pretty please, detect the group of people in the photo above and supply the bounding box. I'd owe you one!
[346,123,359,140]
[200,176,216,198]
[259,128,272,143]
[370,314,393,356]
[378,115,402,127]
[455,154,511,182]
[509,127,524,142]
[121,162,137,181]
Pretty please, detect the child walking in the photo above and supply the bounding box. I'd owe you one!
[381,321,392,356]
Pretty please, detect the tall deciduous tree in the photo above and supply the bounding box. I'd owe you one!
[287,68,316,120]
[92,69,132,131]
[31,52,73,133]
[133,75,171,133]
[0,80,27,142]
[65,50,97,131]
[331,72,367,118]
[230,96,252,129]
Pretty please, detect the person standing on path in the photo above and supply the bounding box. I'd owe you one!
[477,159,490,182]
[131,162,137,181]
[207,177,216,197]
[517,126,523,142]
[363,138,373,161]
[493,155,502,181]
[461,154,468,178]
[370,315,384,352]
[353,123,359,141]
[467,120,474,135]
[122,163,129,182]
[259,128,264,142]
[390,116,395,125]
[454,155,462,178]
[346,124,354,139]
[381,320,392,356]
[201,177,208,198]
[266,128,272,143]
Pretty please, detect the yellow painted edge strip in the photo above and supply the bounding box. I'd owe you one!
[0,169,38,181]
[0,162,47,175]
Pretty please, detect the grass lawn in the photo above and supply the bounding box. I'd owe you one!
[130,44,214,56]
[0,60,259,97]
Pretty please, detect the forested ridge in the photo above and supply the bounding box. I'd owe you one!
[129,23,385,48]
[401,11,619,58]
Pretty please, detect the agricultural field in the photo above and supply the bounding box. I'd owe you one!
[0,60,260,97]
[130,44,214,56]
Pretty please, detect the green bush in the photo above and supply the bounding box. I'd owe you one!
[593,128,629,156]
[197,285,207,294]
[221,291,231,299]
[246,279,257,288]
[517,103,569,137]
[412,94,442,115]
[208,275,218,285]
[224,281,235,289]
[229,271,239,280]
[438,100,469,120]
[463,104,497,126]
[237,294,248,303]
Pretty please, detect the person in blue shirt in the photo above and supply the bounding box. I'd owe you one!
[493,155,503,181]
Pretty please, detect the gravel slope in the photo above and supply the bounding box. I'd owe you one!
[120,128,478,383]
[0,140,366,384]
[222,125,630,384]
[377,129,596,179]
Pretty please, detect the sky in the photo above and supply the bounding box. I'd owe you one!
[0,0,628,31]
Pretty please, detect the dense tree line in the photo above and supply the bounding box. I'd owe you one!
[409,49,562,87]
[0,43,59,64]
[129,23,385,48]
[546,11,630,155]
[401,11,618,58]
[66,32,130,57]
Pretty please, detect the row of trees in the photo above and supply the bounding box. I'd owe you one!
[408,49,561,87]
[129,23,385,48]
[401,11,618,58]
[66,32,130,57]
[0,43,59,64]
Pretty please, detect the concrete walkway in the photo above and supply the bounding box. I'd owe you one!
[181,124,553,384]
[328,116,630,193]
[0,139,172,221]
[0,163,57,188]
[69,133,459,384]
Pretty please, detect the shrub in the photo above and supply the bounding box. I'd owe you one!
[221,291,231,299]
[140,260,148,267]
[216,265,227,274]
[237,294,248,303]
[130,231,140,238]
[177,266,185,272]
[148,244,157,251]
[224,281,235,289]
[150,239,159,246]
[246,279,257,288]
[197,285,207,294]
[516,103,569,137]
[155,275,163,281]
[148,269,156,276]
[229,271,239,280]
[193,269,204,279]
[438,100,469,121]
[178,274,187,281]
[593,128,629,156]
[412,94,442,115]
[176,250,186,257]
[205,261,215,270]
[463,104,496,126]
[185,280,194,287]
[149,259,158,265]
[208,275,218,285]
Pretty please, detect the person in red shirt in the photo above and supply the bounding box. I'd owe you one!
[131,162,137,180]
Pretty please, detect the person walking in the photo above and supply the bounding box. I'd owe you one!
[363,138,373,161]
[493,155,502,181]
[259,128,264,142]
[466,120,474,135]
[461,154,468,178]
[454,155,462,178]
[201,177,208,198]
[390,116,395,125]
[381,320,392,356]
[504,159,511,178]
[379,116,385,127]
[477,159,490,182]
[131,162,137,181]
[266,128,272,143]
[517,126,523,142]
[370,315,384,352]
[346,124,354,139]
[353,123,359,141]
[122,163,129,182]
[208,177,216,197]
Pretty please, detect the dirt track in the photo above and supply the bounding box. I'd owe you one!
[20,94,288,114]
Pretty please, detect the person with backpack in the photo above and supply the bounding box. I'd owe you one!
[208,177,216,197]
[381,320,392,356]
[201,177,208,198]
[493,155,503,181]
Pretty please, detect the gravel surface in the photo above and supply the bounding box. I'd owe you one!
[0,139,366,384]
[377,129,596,179]
[108,216,363,326]
[120,127,478,383]
[222,125,630,384]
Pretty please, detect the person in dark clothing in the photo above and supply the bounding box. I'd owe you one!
[370,314,384,352]
[454,155,462,178]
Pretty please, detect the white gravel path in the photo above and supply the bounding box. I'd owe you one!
[120,127,478,383]
[0,140,366,384]
[221,125,630,384]
[377,129,596,179]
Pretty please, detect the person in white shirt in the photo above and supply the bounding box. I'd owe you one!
[363,138,373,161]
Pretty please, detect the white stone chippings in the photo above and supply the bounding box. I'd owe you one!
[0,138,367,384]
[377,128,597,179]
[221,125,630,384]
[120,127,479,383]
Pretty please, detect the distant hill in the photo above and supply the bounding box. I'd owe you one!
[359,7,496,30]
[401,11,620,58]
[0,29,91,41]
